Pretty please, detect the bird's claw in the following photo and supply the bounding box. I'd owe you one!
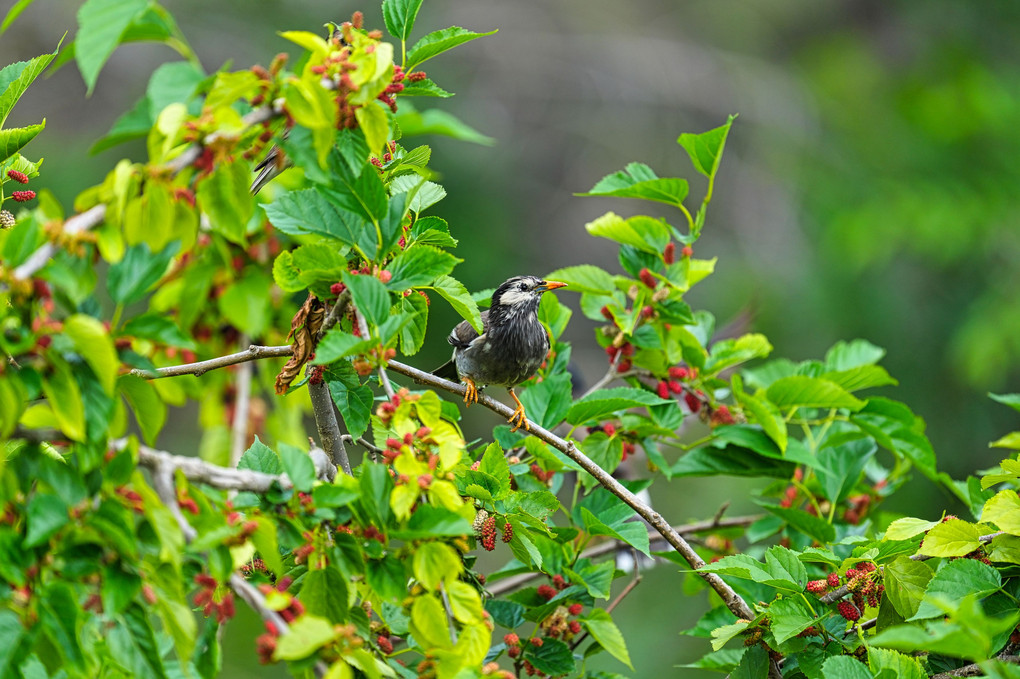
[462,378,478,406]
[508,405,530,433]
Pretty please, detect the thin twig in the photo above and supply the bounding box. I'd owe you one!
[711,501,730,525]
[579,352,622,400]
[132,442,295,493]
[230,335,253,468]
[128,344,293,379]
[385,359,757,623]
[438,582,459,644]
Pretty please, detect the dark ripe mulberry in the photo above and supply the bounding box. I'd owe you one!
[827,572,840,588]
[501,521,514,543]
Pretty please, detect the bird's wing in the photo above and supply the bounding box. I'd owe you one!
[447,310,489,349]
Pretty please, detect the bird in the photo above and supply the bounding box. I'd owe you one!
[434,275,567,432]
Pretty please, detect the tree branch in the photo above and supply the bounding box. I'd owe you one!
[385,359,758,622]
[931,656,1020,679]
[128,344,293,379]
[132,441,296,493]
[230,335,253,467]
[310,380,350,475]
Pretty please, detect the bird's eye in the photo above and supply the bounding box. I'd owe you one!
[518,282,528,291]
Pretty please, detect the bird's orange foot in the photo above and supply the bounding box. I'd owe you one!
[462,378,478,406]
[507,388,530,432]
[508,405,530,433]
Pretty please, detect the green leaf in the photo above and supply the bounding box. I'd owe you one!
[412,542,462,591]
[581,609,632,669]
[990,432,1020,450]
[204,70,259,111]
[523,637,574,676]
[820,365,897,392]
[0,48,58,125]
[884,557,933,619]
[342,271,392,327]
[566,387,671,425]
[64,315,118,396]
[299,568,349,624]
[982,490,1020,534]
[815,438,876,504]
[824,339,886,371]
[1,0,36,36]
[0,122,44,164]
[544,264,616,295]
[327,379,373,440]
[916,518,983,558]
[705,333,773,373]
[989,392,1020,413]
[386,245,461,290]
[699,546,806,593]
[355,101,390,156]
[24,493,68,548]
[217,269,273,337]
[265,188,370,254]
[250,516,283,577]
[197,160,253,244]
[821,656,873,679]
[41,356,86,441]
[583,211,672,253]
[382,0,424,40]
[410,595,451,649]
[312,329,375,364]
[709,620,749,651]
[579,507,650,557]
[274,615,337,660]
[911,558,1001,620]
[119,374,166,445]
[580,164,689,210]
[396,105,494,145]
[429,274,482,333]
[517,372,573,430]
[398,292,429,355]
[884,517,937,541]
[765,376,866,411]
[107,243,176,305]
[671,445,793,479]
[731,374,787,452]
[120,313,196,349]
[279,443,316,492]
[238,437,283,475]
[405,27,498,70]
[759,503,835,543]
[398,77,453,97]
[730,645,769,679]
[677,115,735,179]
[767,598,816,644]
[75,0,148,94]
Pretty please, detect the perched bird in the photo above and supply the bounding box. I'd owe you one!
[434,275,567,432]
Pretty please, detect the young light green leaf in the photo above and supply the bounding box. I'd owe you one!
[412,542,462,591]
[197,160,253,244]
[677,115,735,180]
[579,163,689,210]
[884,517,937,541]
[119,375,166,445]
[0,122,45,166]
[982,490,1020,534]
[63,314,118,395]
[915,518,983,558]
[0,47,59,125]
[342,271,392,327]
[883,557,933,619]
[543,264,616,295]
[405,27,498,71]
[273,615,337,660]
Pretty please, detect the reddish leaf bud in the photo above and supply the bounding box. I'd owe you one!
[663,242,676,264]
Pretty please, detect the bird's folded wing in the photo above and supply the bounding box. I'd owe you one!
[447,310,489,349]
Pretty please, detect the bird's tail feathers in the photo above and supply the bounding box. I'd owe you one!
[432,360,459,381]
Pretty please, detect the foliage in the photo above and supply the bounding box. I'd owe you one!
[1,1,1019,678]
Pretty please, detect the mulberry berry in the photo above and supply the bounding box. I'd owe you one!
[827,572,840,588]
[837,601,860,621]
[6,170,28,184]
[0,210,13,228]
[11,190,35,202]
[501,521,514,543]
[481,515,497,551]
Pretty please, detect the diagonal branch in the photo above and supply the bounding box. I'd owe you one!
[385,359,758,623]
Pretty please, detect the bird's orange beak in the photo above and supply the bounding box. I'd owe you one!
[539,280,567,291]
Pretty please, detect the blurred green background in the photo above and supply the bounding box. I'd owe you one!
[5,0,1020,675]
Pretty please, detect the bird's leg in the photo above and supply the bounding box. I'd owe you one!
[507,388,530,432]
[462,377,478,406]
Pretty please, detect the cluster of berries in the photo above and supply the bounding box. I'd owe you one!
[806,562,884,622]
[2,169,36,227]
[193,574,236,624]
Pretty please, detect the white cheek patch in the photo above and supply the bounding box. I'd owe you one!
[499,289,531,307]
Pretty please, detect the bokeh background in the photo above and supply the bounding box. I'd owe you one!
[5,0,1020,675]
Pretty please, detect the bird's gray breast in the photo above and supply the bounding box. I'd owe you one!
[455,314,548,387]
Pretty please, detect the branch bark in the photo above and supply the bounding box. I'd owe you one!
[127,344,293,379]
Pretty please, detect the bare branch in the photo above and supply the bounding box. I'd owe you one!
[128,344,293,379]
[931,656,1020,679]
[133,442,294,493]
[310,380,351,475]
[230,335,253,467]
[11,205,107,282]
[386,359,758,622]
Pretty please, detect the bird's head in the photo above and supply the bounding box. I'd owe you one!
[491,276,567,315]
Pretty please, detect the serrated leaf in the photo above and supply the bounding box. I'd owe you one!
[382,0,424,40]
[428,274,482,333]
[884,517,938,541]
[916,518,983,558]
[405,27,498,71]
[677,115,734,179]
[565,387,671,425]
[543,264,616,295]
[412,542,461,591]
[274,615,337,660]
[581,609,632,669]
[327,379,373,440]
[0,122,44,164]
[982,490,1020,534]
[0,48,58,125]
[386,245,461,290]
[884,557,933,619]
[580,164,689,210]
[765,376,866,411]
[911,559,1001,620]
